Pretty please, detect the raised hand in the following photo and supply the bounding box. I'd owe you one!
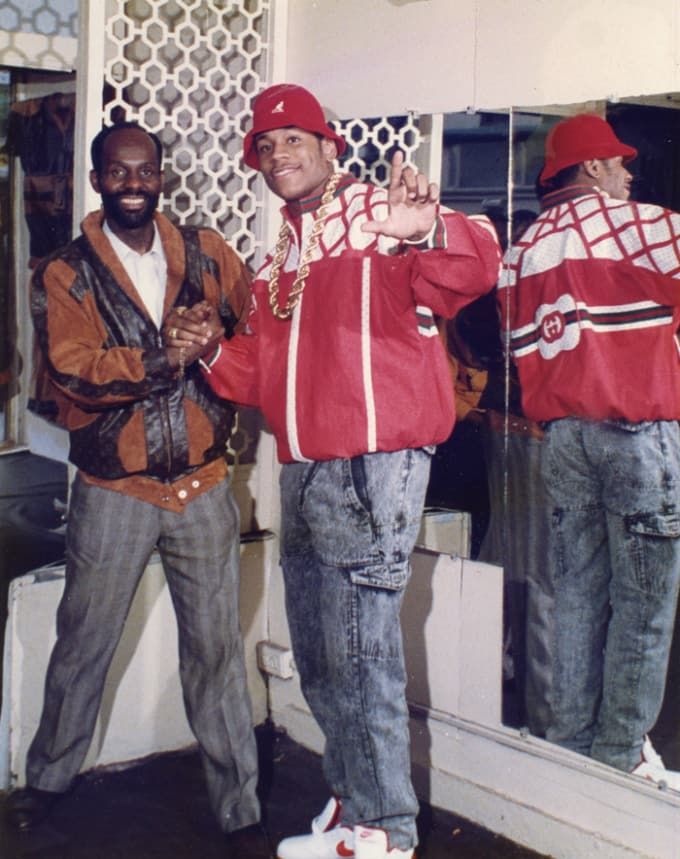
[361,150,440,242]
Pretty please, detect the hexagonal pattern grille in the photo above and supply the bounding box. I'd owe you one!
[102,0,271,271]
[0,0,78,37]
[335,114,422,184]
[0,0,78,69]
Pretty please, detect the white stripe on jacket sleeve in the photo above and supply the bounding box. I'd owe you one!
[361,257,377,452]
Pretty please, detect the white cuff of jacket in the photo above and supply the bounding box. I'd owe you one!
[401,216,442,250]
[199,342,222,372]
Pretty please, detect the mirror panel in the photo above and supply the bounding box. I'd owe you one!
[503,96,680,773]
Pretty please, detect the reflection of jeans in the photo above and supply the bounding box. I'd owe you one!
[542,418,680,771]
[280,449,431,851]
[479,427,555,737]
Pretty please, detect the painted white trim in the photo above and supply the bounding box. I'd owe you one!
[75,0,106,222]
[267,0,289,88]
[269,693,680,859]
[414,113,444,183]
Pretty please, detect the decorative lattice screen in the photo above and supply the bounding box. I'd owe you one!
[334,114,422,184]
[103,0,271,269]
[0,0,78,37]
[0,0,78,70]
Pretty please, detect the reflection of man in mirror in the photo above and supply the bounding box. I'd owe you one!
[165,83,501,859]
[499,113,680,789]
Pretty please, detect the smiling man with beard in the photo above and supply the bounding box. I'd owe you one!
[3,122,273,857]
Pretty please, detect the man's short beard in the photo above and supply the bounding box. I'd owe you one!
[101,192,159,230]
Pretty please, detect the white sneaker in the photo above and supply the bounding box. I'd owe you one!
[631,736,680,792]
[276,798,354,858]
[354,826,414,858]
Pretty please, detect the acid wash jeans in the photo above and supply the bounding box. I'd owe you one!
[541,418,680,772]
[279,448,432,851]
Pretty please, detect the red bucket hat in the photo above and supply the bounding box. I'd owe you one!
[243,83,347,170]
[539,113,637,185]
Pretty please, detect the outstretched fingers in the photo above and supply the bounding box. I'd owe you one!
[388,149,406,192]
[361,151,440,240]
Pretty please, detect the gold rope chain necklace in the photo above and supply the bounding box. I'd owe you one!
[268,171,342,320]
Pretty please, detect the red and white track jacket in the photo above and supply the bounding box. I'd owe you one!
[499,185,680,423]
[203,175,500,463]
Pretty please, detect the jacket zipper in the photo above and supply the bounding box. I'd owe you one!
[157,332,174,477]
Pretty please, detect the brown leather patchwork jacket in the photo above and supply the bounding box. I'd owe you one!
[30,211,251,506]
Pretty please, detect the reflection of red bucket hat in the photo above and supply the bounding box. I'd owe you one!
[539,113,637,184]
[243,83,347,170]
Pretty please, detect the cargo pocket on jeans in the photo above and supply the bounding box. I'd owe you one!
[626,509,680,539]
[349,559,410,592]
[624,508,680,594]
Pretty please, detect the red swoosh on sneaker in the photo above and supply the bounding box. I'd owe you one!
[336,840,354,857]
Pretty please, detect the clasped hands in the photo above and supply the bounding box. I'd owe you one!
[164,302,224,370]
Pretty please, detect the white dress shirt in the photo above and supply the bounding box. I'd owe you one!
[103,219,167,329]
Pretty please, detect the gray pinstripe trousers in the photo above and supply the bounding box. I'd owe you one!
[26,474,260,833]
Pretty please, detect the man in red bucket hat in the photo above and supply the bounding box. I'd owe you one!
[165,82,500,858]
[242,83,347,170]
[499,113,680,790]
[539,112,637,185]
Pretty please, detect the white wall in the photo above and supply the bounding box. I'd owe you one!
[285,0,680,118]
[0,535,274,789]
